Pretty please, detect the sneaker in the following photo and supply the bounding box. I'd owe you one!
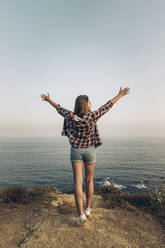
[84,208,92,217]
[77,214,87,226]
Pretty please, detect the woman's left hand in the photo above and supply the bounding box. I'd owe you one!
[119,87,130,97]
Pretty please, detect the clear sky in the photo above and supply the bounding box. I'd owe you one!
[1,0,165,137]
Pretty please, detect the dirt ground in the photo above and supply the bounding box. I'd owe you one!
[0,188,165,248]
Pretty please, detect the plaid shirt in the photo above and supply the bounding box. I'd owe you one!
[55,100,113,148]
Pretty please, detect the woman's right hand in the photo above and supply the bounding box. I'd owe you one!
[40,93,51,102]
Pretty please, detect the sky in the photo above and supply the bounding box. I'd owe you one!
[0,0,165,137]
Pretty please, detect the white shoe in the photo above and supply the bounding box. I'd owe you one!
[84,208,92,217]
[77,214,87,226]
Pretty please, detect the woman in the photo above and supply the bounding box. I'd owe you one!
[41,87,130,225]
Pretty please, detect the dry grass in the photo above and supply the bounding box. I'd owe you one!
[0,184,165,248]
[97,185,165,227]
[97,185,152,209]
[0,184,60,205]
[0,185,32,204]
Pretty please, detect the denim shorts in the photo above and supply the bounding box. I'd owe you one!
[70,145,96,164]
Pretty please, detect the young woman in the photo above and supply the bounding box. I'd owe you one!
[41,87,130,225]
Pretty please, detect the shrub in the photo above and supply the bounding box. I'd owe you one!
[148,183,165,205]
[98,185,152,210]
[0,185,32,204]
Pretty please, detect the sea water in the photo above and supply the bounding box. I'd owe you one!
[0,136,165,193]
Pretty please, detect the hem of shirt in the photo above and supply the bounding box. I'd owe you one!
[70,144,95,148]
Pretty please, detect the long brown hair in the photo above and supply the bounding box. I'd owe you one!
[74,95,89,117]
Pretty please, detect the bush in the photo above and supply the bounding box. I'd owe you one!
[0,185,32,204]
[98,185,152,210]
[148,183,165,205]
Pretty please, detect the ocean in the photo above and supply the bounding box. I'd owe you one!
[0,136,165,193]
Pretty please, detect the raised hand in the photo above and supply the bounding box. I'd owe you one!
[40,93,51,102]
[119,87,130,97]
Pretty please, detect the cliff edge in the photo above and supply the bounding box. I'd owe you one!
[0,185,165,248]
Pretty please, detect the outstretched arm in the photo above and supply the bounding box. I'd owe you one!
[111,87,130,104]
[40,93,70,117]
[91,87,130,121]
[41,93,58,108]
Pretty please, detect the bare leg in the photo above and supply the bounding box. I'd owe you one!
[84,162,95,210]
[71,161,84,216]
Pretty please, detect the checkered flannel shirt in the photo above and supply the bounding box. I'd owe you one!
[55,100,113,148]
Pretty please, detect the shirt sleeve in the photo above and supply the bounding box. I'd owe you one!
[90,100,113,121]
[55,104,71,118]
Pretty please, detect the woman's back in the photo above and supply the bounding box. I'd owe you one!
[55,99,113,148]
